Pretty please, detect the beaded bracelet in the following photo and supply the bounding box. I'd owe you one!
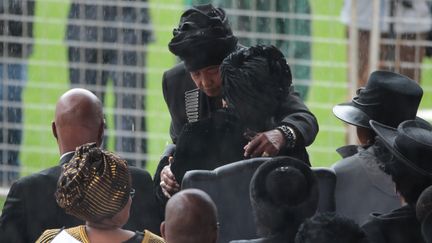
[276,125,297,149]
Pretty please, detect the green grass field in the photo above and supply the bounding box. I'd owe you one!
[1,0,431,209]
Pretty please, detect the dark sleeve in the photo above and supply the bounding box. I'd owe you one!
[0,180,27,243]
[162,70,183,144]
[361,219,385,243]
[276,86,319,147]
[152,144,176,215]
[127,168,163,235]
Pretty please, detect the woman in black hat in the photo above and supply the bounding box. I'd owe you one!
[156,3,318,200]
[361,119,432,243]
[331,71,423,225]
[231,156,319,243]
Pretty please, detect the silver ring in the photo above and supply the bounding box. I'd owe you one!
[262,151,270,157]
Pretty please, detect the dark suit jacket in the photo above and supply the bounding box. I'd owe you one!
[154,62,318,208]
[362,205,425,243]
[0,153,162,243]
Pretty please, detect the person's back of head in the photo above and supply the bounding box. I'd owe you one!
[250,157,318,240]
[56,143,132,226]
[220,45,292,129]
[161,188,218,243]
[295,212,369,243]
[52,88,104,154]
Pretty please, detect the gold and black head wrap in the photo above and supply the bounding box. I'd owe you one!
[55,143,131,222]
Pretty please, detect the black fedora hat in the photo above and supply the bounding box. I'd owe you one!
[333,71,423,128]
[250,156,318,232]
[370,119,432,177]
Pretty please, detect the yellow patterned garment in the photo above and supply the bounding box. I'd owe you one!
[36,225,165,243]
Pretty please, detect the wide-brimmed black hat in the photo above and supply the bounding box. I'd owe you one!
[370,119,432,177]
[168,4,238,71]
[250,156,318,234]
[333,71,423,128]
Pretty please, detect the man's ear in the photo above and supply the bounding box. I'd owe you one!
[52,121,58,140]
[160,221,166,239]
[97,119,105,146]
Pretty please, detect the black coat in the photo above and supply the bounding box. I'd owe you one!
[0,153,162,243]
[170,109,247,183]
[154,62,318,208]
[361,205,425,243]
[161,63,319,146]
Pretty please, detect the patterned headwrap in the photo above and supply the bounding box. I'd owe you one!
[56,143,131,222]
[168,4,238,71]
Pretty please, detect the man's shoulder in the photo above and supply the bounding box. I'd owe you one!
[16,166,61,183]
[128,166,153,184]
[128,166,151,177]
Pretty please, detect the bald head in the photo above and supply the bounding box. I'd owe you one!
[162,189,218,243]
[52,88,104,154]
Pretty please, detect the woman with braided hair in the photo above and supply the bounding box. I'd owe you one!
[36,143,164,243]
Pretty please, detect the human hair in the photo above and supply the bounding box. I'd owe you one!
[295,213,368,243]
[220,45,292,130]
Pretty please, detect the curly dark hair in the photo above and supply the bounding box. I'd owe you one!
[295,213,368,243]
[374,137,432,206]
[220,45,292,130]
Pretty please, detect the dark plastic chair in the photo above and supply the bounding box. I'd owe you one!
[181,158,336,243]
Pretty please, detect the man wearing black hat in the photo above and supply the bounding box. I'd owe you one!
[331,70,423,225]
[362,119,432,243]
[231,156,319,243]
[156,4,318,200]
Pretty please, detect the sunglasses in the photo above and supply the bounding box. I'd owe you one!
[130,188,136,199]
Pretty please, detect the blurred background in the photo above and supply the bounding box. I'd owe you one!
[1,0,432,206]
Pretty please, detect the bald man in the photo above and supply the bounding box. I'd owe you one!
[0,88,162,243]
[161,189,218,243]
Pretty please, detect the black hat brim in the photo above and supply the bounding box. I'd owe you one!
[333,102,371,128]
[369,120,432,177]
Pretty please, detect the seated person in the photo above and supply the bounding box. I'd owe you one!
[331,71,423,224]
[362,119,432,243]
[416,185,432,243]
[231,156,318,243]
[157,3,318,200]
[36,143,164,243]
[161,189,218,243]
[295,212,369,243]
